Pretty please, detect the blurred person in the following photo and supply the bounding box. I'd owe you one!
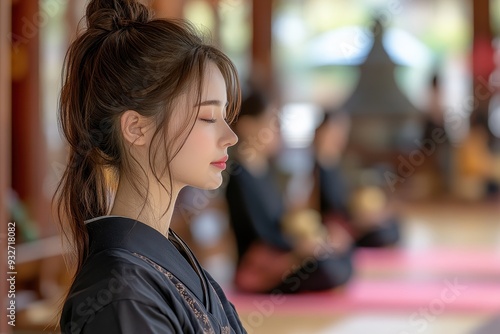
[53,0,247,333]
[455,116,497,201]
[225,89,353,294]
[309,110,400,248]
[419,73,452,197]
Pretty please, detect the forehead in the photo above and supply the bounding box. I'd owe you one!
[200,62,227,100]
[170,63,227,113]
[168,63,227,125]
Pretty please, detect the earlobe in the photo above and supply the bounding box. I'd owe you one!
[120,110,149,146]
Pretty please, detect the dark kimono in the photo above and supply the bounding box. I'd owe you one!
[60,216,247,334]
[316,163,400,248]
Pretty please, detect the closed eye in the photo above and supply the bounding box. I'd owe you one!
[199,118,216,123]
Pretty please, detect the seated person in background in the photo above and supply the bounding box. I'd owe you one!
[310,110,400,248]
[225,90,353,294]
[455,117,498,201]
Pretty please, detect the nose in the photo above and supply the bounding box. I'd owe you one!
[221,122,238,148]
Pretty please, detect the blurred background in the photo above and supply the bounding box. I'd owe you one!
[1,0,500,333]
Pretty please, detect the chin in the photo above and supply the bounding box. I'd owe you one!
[192,176,223,190]
[193,183,221,191]
[205,184,222,191]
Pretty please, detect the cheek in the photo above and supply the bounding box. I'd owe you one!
[176,127,214,165]
[187,127,213,151]
[169,141,203,183]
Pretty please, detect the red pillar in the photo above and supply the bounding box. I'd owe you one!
[11,0,51,238]
[251,0,273,90]
[1,0,12,332]
[471,0,495,124]
[151,0,186,19]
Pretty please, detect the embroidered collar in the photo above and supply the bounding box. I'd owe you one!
[85,216,205,300]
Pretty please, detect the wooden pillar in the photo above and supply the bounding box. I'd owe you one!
[11,0,51,238]
[151,0,186,19]
[1,0,12,333]
[471,0,495,125]
[209,0,222,47]
[251,0,273,90]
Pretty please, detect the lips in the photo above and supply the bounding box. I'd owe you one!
[211,155,228,170]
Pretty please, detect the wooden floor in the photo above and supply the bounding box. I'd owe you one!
[11,198,500,334]
[232,199,500,334]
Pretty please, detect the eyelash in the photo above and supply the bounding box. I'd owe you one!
[199,118,229,124]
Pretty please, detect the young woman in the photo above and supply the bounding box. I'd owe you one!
[54,0,246,333]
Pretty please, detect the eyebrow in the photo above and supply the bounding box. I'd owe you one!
[195,100,229,107]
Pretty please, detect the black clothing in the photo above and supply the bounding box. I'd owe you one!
[316,163,400,248]
[317,163,350,218]
[354,215,400,248]
[60,216,247,334]
[273,254,354,294]
[225,163,293,261]
[226,162,353,293]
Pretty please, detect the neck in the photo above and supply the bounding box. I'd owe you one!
[109,174,180,236]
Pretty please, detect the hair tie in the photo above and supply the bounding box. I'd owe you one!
[112,16,132,30]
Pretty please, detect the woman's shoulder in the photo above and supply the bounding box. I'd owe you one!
[67,250,158,303]
[60,249,175,332]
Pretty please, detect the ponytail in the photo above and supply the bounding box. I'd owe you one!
[55,147,109,275]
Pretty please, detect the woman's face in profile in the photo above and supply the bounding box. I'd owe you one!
[168,62,238,191]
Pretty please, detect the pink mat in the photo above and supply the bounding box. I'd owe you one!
[354,248,500,276]
[227,248,500,315]
[228,280,500,315]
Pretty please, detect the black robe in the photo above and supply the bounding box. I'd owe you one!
[226,162,353,293]
[316,162,400,248]
[225,163,293,261]
[60,216,247,334]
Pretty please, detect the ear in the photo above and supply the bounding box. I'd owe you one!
[120,110,152,146]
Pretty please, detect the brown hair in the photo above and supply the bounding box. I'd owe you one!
[53,0,240,285]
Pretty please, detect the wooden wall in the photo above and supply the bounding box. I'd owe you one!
[1,0,11,332]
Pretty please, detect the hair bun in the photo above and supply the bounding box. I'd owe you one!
[85,0,152,32]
